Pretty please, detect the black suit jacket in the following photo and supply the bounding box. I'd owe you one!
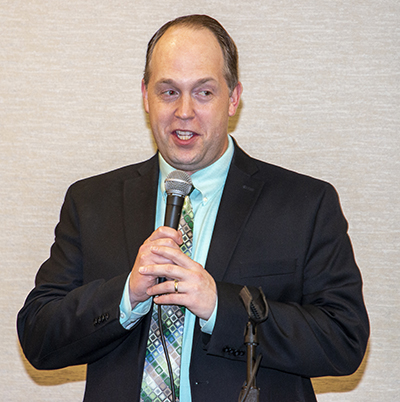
[18,142,369,401]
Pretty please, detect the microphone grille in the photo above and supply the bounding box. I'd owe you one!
[165,170,193,197]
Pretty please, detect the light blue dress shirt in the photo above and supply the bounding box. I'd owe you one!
[119,136,234,401]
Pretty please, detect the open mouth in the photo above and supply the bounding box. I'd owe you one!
[175,130,195,141]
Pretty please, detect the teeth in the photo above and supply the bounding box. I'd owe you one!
[176,130,194,140]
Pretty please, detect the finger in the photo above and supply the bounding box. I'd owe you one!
[139,250,176,266]
[146,278,180,298]
[138,263,183,281]
[150,244,194,269]
[151,273,217,321]
[136,239,182,268]
[146,226,183,245]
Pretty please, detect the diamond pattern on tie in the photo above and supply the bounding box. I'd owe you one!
[180,196,194,256]
[140,306,185,402]
[140,196,193,402]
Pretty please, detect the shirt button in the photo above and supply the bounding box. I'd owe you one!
[120,312,125,319]
[203,197,208,203]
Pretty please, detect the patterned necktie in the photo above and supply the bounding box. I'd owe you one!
[140,196,193,402]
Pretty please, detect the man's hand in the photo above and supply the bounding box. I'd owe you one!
[129,226,217,321]
[129,226,182,308]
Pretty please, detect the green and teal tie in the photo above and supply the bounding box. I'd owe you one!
[140,196,193,402]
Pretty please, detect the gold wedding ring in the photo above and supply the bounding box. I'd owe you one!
[174,279,179,293]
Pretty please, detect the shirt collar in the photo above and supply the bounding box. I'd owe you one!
[158,136,234,203]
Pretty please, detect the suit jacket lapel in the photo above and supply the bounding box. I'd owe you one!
[123,155,159,266]
[205,143,265,281]
[121,144,265,280]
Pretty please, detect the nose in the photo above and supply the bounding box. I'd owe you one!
[175,94,195,120]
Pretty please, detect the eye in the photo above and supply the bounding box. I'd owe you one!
[196,90,214,102]
[163,89,177,96]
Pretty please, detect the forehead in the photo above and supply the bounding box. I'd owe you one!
[149,26,225,82]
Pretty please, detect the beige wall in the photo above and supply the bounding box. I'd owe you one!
[1,1,399,400]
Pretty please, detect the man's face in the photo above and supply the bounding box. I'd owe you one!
[142,26,242,174]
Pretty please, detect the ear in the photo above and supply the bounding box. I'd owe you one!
[141,79,149,114]
[228,82,243,117]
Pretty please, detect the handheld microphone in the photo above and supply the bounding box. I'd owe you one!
[158,170,193,286]
[164,170,193,229]
[157,170,193,402]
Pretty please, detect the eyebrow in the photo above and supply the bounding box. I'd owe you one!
[155,77,218,87]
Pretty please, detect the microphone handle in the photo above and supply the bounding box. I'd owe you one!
[159,194,185,284]
[164,194,185,230]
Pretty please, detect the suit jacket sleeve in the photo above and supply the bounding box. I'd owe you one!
[17,159,158,370]
[200,151,369,379]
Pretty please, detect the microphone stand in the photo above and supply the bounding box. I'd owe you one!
[238,287,269,402]
[238,322,261,402]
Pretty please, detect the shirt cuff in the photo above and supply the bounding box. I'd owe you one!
[119,273,152,330]
[199,297,218,335]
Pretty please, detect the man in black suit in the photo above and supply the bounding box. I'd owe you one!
[18,15,369,402]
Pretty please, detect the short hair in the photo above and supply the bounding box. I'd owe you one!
[143,14,239,93]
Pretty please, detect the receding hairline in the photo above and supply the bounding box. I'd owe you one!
[147,25,225,74]
[144,16,239,92]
